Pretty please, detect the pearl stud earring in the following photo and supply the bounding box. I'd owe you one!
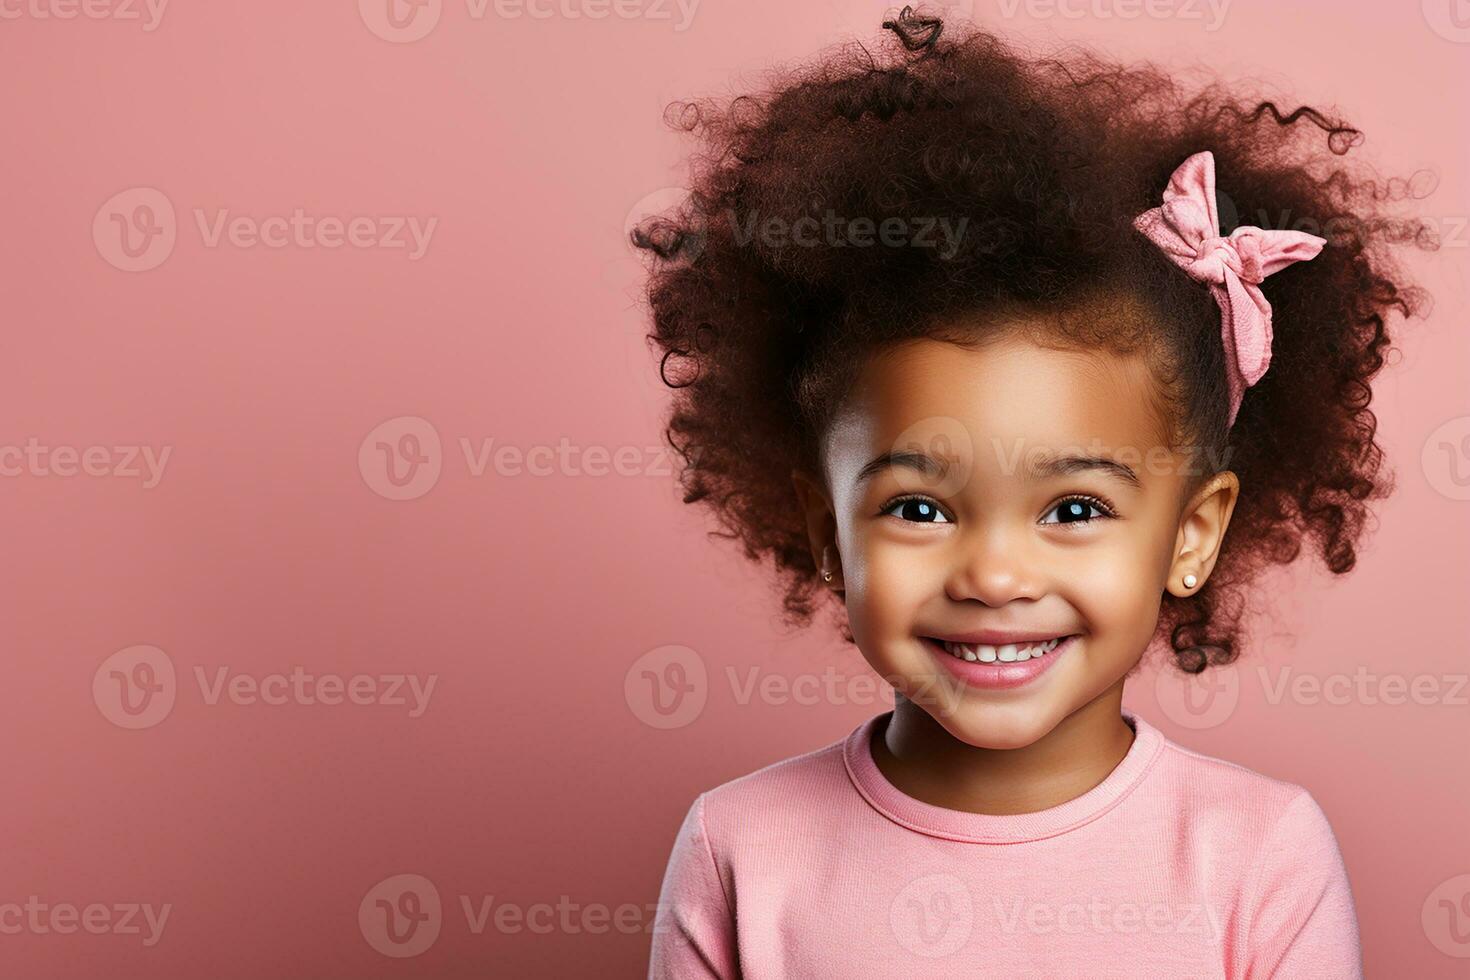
[1183,573,1198,589]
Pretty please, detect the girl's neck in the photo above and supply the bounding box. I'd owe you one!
[872,682,1134,816]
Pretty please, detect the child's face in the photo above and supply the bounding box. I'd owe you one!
[794,327,1239,750]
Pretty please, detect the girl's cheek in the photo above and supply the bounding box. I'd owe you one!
[1059,544,1169,659]
[859,535,937,600]
[1061,545,1145,604]
[843,538,933,649]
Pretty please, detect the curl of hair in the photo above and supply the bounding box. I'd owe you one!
[632,11,1432,673]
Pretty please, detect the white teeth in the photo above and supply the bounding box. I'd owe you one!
[937,636,1069,663]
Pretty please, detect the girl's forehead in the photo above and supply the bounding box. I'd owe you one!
[833,334,1170,461]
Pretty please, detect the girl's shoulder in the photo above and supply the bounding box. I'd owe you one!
[697,728,851,812]
[1144,720,1351,877]
[1150,725,1329,820]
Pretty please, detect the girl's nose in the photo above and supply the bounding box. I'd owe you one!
[943,524,1044,607]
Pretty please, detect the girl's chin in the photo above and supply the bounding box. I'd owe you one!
[936,708,1065,750]
[891,682,1072,749]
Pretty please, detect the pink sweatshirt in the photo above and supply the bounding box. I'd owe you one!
[649,709,1361,978]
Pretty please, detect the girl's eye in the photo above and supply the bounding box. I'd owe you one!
[1041,495,1115,526]
[881,496,951,524]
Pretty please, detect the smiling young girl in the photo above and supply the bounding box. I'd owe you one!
[635,9,1426,977]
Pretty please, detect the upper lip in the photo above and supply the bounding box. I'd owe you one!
[925,630,1076,646]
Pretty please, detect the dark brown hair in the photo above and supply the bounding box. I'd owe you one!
[632,8,1432,672]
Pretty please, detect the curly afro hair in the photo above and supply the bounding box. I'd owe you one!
[632,7,1433,673]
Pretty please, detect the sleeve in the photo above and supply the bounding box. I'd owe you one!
[1239,790,1363,980]
[648,792,740,980]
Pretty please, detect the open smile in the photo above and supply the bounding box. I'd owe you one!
[918,634,1080,690]
[932,636,1071,663]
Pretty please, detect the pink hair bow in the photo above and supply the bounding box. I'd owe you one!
[1132,151,1326,428]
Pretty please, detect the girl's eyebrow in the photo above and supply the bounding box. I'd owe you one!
[1030,451,1143,489]
[854,449,1142,489]
[854,449,949,486]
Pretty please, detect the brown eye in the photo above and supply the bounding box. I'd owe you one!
[1041,496,1113,526]
[881,496,952,524]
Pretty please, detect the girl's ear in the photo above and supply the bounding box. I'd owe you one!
[1167,470,1241,597]
[791,467,844,591]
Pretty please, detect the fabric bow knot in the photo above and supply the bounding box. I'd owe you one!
[1190,231,1267,284]
[1133,151,1326,428]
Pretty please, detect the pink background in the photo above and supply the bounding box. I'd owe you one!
[1,1,1466,976]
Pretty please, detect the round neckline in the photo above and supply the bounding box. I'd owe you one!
[842,708,1163,844]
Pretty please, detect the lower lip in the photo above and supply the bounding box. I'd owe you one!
[921,635,1077,690]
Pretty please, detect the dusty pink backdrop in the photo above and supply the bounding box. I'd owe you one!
[0,1,1466,976]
